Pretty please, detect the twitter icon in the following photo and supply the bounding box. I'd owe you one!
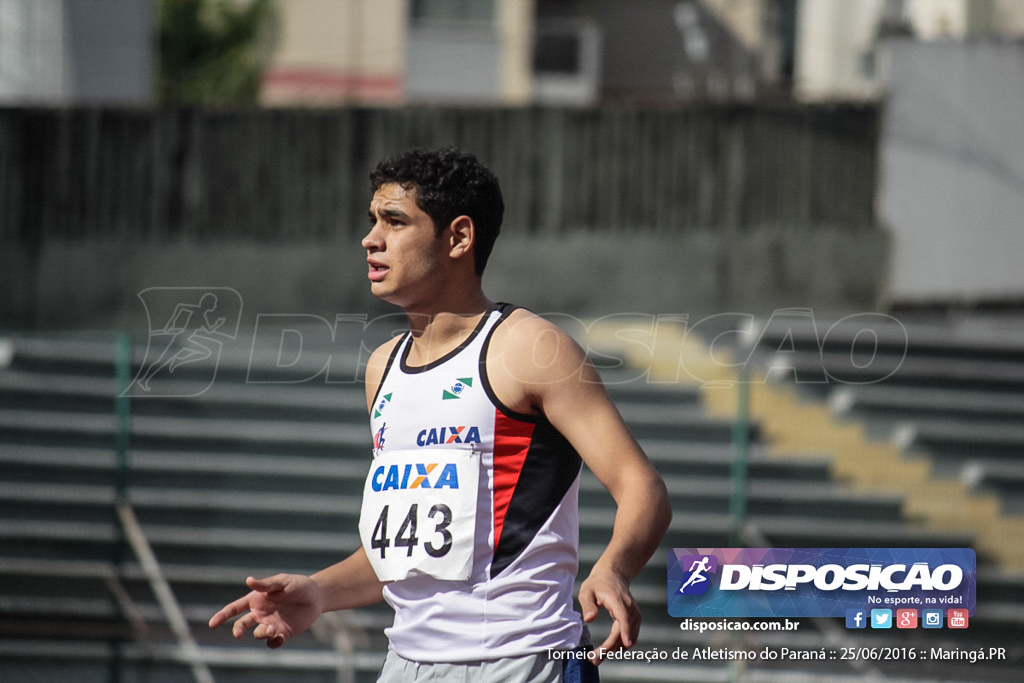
[870,609,893,629]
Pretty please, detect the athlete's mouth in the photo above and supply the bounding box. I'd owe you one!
[367,259,389,281]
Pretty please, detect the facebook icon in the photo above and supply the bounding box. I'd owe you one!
[845,609,867,629]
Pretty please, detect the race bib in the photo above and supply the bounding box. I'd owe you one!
[358,448,480,582]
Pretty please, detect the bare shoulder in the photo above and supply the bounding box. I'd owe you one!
[486,307,601,417]
[363,335,404,411]
[491,308,588,375]
[491,307,583,351]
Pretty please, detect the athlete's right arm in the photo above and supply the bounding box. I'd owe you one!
[208,339,402,647]
[208,547,386,648]
[301,338,402,615]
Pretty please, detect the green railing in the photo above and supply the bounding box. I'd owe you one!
[729,370,751,547]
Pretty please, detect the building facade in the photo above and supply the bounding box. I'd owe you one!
[795,0,1024,101]
[261,0,534,105]
[0,0,152,104]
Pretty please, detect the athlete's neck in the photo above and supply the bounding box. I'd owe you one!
[403,292,493,366]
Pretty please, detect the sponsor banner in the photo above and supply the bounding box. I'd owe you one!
[667,548,976,618]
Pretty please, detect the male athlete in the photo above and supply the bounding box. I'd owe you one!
[210,148,672,682]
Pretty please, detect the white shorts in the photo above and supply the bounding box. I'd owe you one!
[376,647,599,683]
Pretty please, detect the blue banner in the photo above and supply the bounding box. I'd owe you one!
[667,548,976,618]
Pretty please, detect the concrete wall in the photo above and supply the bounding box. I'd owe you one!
[3,228,889,332]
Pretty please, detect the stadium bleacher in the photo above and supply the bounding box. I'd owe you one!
[1,312,1023,682]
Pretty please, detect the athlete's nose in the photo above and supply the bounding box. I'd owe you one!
[362,220,384,252]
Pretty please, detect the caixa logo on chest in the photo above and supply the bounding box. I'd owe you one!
[370,462,460,491]
[416,425,481,447]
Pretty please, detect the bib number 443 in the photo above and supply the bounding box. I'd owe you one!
[370,502,453,560]
[359,448,479,581]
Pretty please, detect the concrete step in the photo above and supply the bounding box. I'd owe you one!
[0,408,369,455]
[962,459,1024,515]
[897,420,1024,464]
[831,385,1024,425]
[5,332,365,385]
[581,473,905,521]
[0,367,368,421]
[786,351,1024,393]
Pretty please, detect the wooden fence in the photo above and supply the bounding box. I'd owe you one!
[0,103,880,243]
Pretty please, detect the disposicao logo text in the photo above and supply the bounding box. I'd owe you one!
[668,548,976,619]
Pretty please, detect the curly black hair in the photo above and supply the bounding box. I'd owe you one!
[369,147,504,275]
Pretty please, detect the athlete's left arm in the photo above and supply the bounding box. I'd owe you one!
[495,312,672,662]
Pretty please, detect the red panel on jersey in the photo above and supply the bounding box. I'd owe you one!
[491,411,535,554]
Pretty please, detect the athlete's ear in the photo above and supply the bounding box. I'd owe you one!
[446,215,475,262]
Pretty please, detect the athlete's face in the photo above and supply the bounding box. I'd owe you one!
[362,183,449,307]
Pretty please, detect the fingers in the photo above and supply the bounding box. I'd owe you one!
[246,574,290,594]
[593,621,622,665]
[206,576,292,652]
[252,622,288,649]
[604,597,633,649]
[592,591,637,649]
[216,598,289,647]
[579,582,642,666]
[232,612,260,639]
[578,584,599,623]
[208,591,256,629]
[209,575,287,633]
[615,600,641,651]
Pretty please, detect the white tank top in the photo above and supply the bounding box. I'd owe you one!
[365,303,584,662]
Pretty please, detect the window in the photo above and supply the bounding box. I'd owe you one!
[533,29,580,74]
[410,0,495,25]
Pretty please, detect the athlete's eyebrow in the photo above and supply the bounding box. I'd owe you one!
[369,206,412,223]
[381,208,411,220]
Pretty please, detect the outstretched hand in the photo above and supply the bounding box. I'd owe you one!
[208,574,324,649]
[577,566,642,665]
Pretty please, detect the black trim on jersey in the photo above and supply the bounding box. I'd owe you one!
[491,421,583,579]
[482,302,583,578]
[399,305,498,375]
[368,335,408,411]
[479,302,540,423]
